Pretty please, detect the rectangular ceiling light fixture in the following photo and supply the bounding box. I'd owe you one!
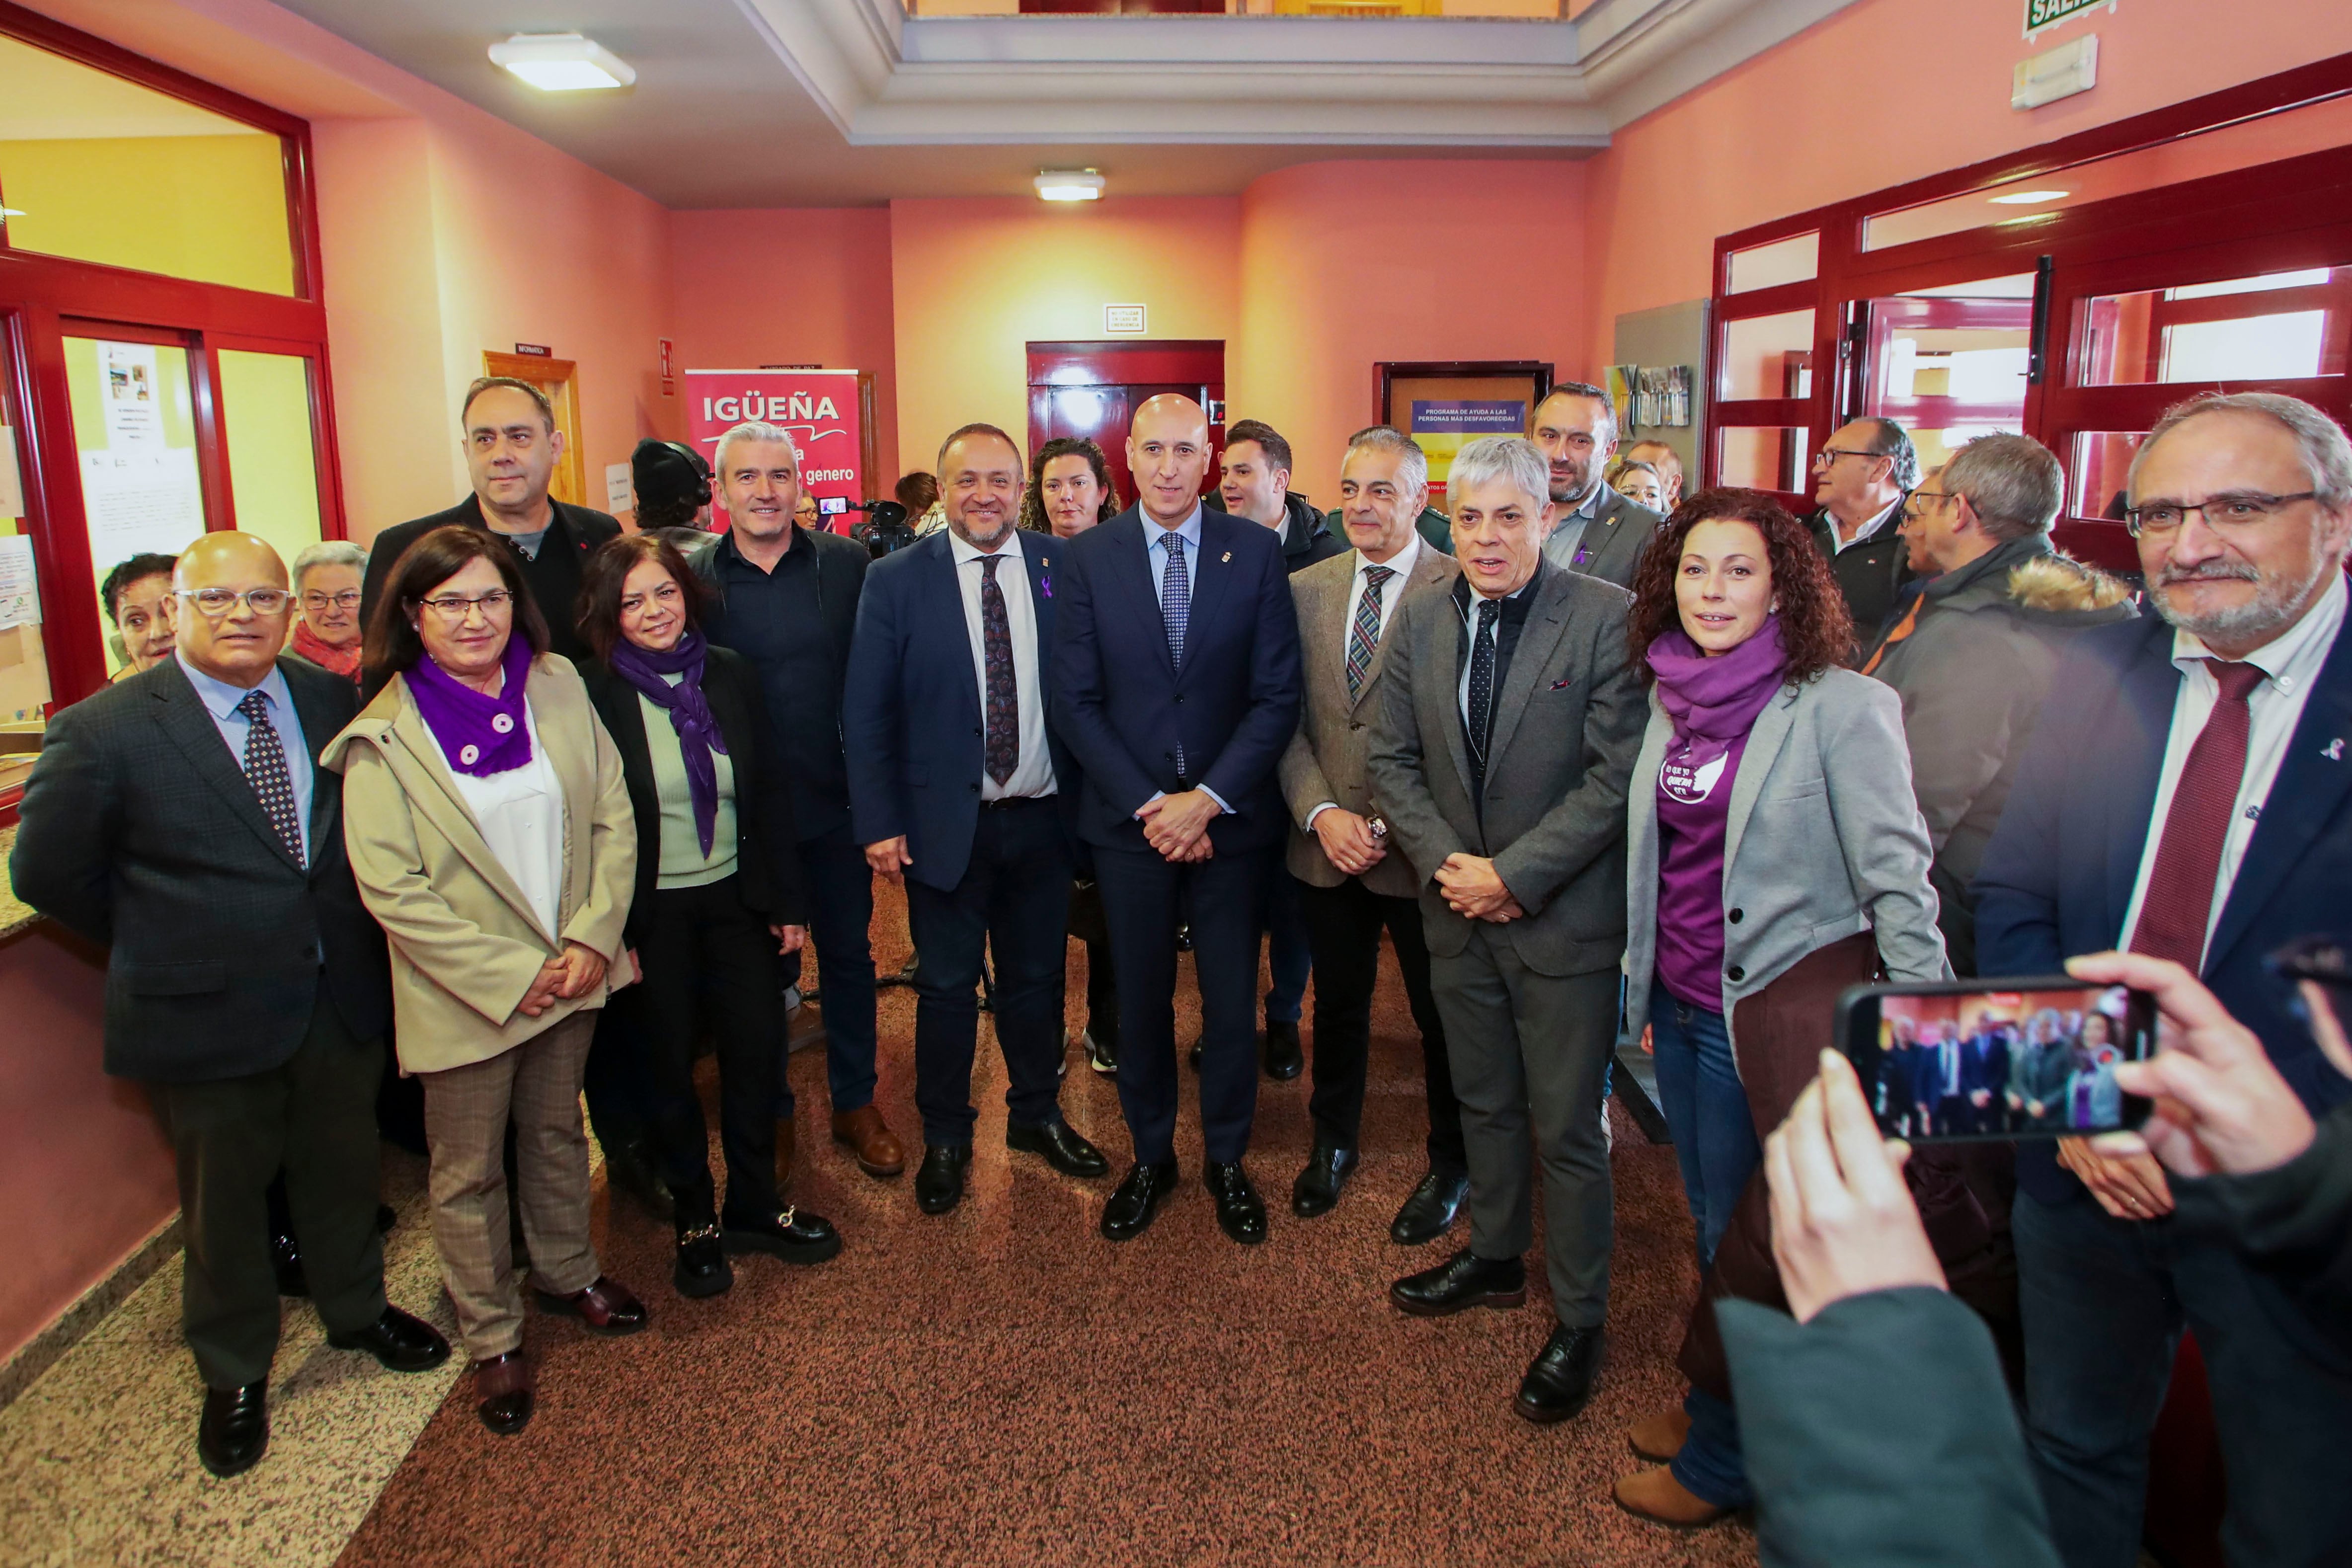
[489,33,636,92]
[1035,170,1105,203]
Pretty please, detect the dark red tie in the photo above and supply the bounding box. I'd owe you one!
[2127,660,2267,972]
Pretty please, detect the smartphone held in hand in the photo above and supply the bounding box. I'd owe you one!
[1834,977,2157,1144]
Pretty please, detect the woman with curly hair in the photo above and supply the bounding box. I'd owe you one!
[1610,489,1948,1529]
[1019,436,1122,539]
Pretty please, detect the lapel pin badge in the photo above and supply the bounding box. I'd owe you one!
[1220,550,1231,563]
[2327,738,2346,761]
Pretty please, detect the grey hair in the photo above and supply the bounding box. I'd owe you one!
[2128,391,2352,509]
[1343,424,1429,495]
[1447,435,1552,512]
[290,539,365,587]
[1535,381,1617,453]
[712,420,801,479]
[1859,417,1921,491]
[1942,433,2062,544]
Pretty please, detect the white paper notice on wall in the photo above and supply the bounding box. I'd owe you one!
[0,536,40,629]
[1104,304,1147,335]
[0,428,23,518]
[606,462,633,516]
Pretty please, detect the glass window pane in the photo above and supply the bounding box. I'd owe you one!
[0,368,50,747]
[0,35,295,296]
[64,336,209,678]
[217,349,323,569]
[1726,233,1818,294]
[1717,425,1810,491]
[1718,310,1815,401]
[2070,431,2145,520]
[2074,268,2348,387]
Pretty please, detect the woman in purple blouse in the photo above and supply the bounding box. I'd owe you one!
[1610,490,1948,1530]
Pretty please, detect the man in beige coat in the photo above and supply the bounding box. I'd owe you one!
[1279,427,1470,1242]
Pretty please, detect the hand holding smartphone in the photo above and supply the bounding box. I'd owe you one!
[1834,977,2157,1144]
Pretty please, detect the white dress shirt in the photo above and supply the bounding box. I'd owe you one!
[947,528,1056,801]
[1304,534,1424,829]
[2117,570,2347,955]
[447,698,566,941]
[1829,494,1905,552]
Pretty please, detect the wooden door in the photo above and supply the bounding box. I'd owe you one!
[483,352,585,508]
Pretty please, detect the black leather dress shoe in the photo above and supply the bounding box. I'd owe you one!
[327,1306,451,1372]
[673,1223,733,1298]
[198,1381,269,1478]
[1204,1160,1268,1245]
[270,1232,307,1299]
[601,1137,675,1222]
[1516,1323,1607,1424]
[473,1351,534,1436]
[915,1145,973,1214]
[723,1206,843,1263]
[1262,1020,1304,1081]
[1290,1142,1359,1218]
[1008,1119,1109,1178]
[1390,1248,1527,1317]
[1085,1028,1119,1076]
[1389,1167,1472,1247]
[1099,1161,1180,1242]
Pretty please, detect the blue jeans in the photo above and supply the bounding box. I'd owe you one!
[1646,981,1758,1271]
[1263,866,1310,1025]
[1672,1386,1751,1510]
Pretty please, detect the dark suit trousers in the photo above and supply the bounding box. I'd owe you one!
[1296,875,1464,1170]
[145,985,388,1388]
[622,874,781,1223]
[905,798,1072,1145]
[1094,840,1274,1165]
[778,824,879,1115]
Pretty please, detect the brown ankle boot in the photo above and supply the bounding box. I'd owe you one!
[1612,1466,1733,1530]
[1628,1406,1693,1463]
[831,1105,906,1177]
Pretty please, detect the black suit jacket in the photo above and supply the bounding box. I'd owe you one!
[360,493,622,669]
[842,530,1080,893]
[10,657,391,1082]
[1049,506,1302,854]
[575,645,806,948]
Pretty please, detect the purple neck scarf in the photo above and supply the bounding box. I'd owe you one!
[609,627,728,857]
[409,635,535,777]
[1646,616,1790,765]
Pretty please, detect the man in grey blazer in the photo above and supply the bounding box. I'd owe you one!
[1531,383,1663,589]
[11,533,449,1479]
[1278,427,1469,1239]
[1367,435,1647,1424]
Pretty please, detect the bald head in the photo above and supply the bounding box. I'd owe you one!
[172,532,293,688]
[1127,394,1212,528]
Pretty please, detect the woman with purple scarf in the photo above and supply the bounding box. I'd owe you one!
[328,525,645,1437]
[574,534,839,1300]
[1608,490,1949,1530]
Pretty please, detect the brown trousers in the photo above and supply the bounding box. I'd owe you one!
[419,1011,602,1360]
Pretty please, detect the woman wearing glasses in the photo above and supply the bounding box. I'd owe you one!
[326,525,644,1437]
[289,541,368,684]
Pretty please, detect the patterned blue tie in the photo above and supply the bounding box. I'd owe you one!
[236,690,305,868]
[1161,532,1190,778]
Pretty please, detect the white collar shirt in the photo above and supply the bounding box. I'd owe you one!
[947,528,1057,801]
[1831,494,1906,553]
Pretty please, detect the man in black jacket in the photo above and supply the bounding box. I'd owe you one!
[691,420,906,1183]
[359,378,621,668]
[11,533,448,1479]
[1803,415,1917,646]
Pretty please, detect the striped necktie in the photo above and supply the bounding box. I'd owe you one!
[1346,564,1395,701]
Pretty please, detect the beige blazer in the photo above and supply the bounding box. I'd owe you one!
[1278,544,1461,899]
[322,653,636,1075]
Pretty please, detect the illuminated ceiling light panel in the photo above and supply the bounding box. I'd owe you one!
[1988,189,2070,205]
[1035,170,1105,202]
[488,33,636,92]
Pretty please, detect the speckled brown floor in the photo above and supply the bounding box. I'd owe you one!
[337,886,1757,1568]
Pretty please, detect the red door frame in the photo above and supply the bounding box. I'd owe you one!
[1026,340,1229,510]
[0,0,345,717]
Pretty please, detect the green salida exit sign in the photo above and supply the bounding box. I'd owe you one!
[2027,0,2108,33]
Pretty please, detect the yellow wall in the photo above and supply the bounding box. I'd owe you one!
[0,133,294,297]
[217,349,324,567]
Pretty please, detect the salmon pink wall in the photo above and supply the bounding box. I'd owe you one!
[888,196,1242,486]
[668,209,901,489]
[1232,159,1587,505]
[1583,0,2352,373]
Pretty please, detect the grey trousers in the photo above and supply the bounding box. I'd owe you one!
[418,1011,601,1360]
[1429,929,1617,1329]
[146,988,389,1388]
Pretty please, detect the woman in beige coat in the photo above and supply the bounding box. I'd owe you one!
[326,524,641,1437]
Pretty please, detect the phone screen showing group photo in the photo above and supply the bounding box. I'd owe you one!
[1860,984,2155,1142]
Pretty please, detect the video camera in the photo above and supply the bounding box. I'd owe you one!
[823,497,915,557]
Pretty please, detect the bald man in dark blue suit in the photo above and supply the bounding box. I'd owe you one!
[1051,394,1303,1245]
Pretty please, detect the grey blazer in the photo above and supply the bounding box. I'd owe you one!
[1278,544,1461,899]
[1543,485,1663,590]
[1622,668,1948,1054]
[1366,563,1647,977]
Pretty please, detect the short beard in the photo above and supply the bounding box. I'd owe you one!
[950,510,1014,550]
[1549,465,1589,506]
[2151,548,2330,647]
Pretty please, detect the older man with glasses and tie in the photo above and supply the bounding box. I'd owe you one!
[1802,416,1920,646]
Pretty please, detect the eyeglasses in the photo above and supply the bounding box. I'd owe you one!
[618,582,684,616]
[302,590,362,611]
[175,587,292,618]
[1904,489,1955,517]
[413,589,517,621]
[2125,491,2316,538]
[1811,447,1887,470]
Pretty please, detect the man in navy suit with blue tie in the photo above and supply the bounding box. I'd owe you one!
[1051,394,1304,1244]
[1977,391,2352,1568]
[844,424,1110,1217]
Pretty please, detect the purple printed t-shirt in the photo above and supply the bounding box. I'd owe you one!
[1655,730,1746,1011]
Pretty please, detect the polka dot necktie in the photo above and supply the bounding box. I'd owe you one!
[236,690,306,868]
[979,554,1019,786]
[1465,596,1500,791]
